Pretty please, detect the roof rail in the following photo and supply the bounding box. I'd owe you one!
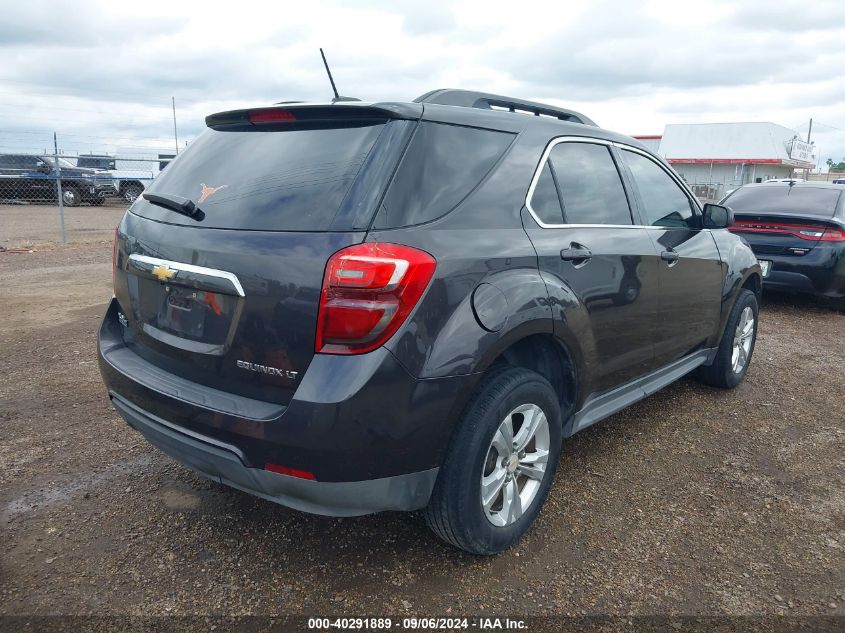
[414,89,596,126]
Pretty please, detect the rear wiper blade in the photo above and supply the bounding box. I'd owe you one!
[142,192,204,221]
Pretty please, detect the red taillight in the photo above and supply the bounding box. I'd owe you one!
[112,226,119,293]
[730,221,844,241]
[820,227,845,242]
[265,463,316,480]
[249,109,297,124]
[315,243,437,355]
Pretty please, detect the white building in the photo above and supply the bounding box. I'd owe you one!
[634,122,817,200]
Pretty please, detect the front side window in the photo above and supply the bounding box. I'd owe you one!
[621,150,696,228]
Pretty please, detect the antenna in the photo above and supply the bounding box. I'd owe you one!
[320,48,340,101]
[319,48,360,103]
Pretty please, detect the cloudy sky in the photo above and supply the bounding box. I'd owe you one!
[1,0,844,168]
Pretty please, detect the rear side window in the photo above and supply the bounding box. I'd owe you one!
[724,186,842,216]
[620,150,696,228]
[133,122,386,231]
[547,143,632,225]
[374,122,514,229]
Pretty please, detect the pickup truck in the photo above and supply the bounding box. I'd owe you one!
[76,155,155,203]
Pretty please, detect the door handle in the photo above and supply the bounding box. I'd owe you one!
[661,250,680,264]
[561,245,592,263]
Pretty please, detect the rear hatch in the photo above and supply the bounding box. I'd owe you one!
[725,185,844,255]
[113,105,419,406]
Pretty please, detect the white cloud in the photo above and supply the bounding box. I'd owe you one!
[0,0,842,165]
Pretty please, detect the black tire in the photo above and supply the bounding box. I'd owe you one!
[123,183,144,203]
[697,289,758,389]
[61,185,81,207]
[424,366,562,555]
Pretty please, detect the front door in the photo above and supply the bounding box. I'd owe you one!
[522,139,660,397]
[617,148,724,366]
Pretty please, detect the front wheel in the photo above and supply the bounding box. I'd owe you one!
[424,366,562,555]
[697,288,758,388]
[61,185,81,207]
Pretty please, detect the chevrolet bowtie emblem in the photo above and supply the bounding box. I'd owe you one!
[151,263,176,282]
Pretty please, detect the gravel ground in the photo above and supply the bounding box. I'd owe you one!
[0,240,843,629]
[0,203,125,249]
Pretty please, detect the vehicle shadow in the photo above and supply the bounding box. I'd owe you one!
[760,289,844,313]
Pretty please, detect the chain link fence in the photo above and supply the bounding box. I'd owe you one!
[0,147,174,250]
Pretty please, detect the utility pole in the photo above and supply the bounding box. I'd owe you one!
[806,118,813,179]
[172,96,179,155]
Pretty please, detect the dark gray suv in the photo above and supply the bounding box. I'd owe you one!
[98,90,761,554]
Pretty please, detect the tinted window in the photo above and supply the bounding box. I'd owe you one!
[133,123,385,231]
[724,186,842,216]
[375,122,514,228]
[78,157,114,170]
[547,143,631,225]
[0,156,14,168]
[530,163,563,224]
[621,150,695,228]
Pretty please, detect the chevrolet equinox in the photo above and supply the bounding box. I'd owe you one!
[98,89,762,554]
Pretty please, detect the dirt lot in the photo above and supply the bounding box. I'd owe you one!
[1,217,843,627]
[0,203,125,250]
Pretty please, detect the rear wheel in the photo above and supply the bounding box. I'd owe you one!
[424,366,562,554]
[123,183,144,203]
[697,288,758,388]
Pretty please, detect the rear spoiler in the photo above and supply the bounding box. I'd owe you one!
[206,103,423,128]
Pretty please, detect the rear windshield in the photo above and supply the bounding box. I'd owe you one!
[725,186,842,216]
[132,122,386,231]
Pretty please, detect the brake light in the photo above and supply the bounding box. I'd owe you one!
[730,221,845,241]
[315,243,437,355]
[249,109,297,124]
[112,226,119,293]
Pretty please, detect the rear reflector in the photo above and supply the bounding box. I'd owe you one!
[315,242,436,355]
[112,226,119,293]
[730,221,845,242]
[265,464,316,480]
[249,109,297,124]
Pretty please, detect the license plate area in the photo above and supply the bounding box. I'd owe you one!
[125,254,245,356]
[159,286,207,338]
[758,260,771,277]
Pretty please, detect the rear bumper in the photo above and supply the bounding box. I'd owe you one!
[98,298,479,515]
[111,392,437,516]
[753,244,845,299]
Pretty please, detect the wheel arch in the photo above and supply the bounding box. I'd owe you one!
[486,333,579,423]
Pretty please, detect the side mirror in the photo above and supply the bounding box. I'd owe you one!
[36,162,51,173]
[702,203,734,229]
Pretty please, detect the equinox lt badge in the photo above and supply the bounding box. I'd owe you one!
[236,360,298,380]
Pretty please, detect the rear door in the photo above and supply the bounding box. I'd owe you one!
[114,108,416,406]
[522,138,659,396]
[617,148,723,366]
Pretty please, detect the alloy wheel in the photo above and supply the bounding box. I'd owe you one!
[480,403,550,527]
[731,306,755,373]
